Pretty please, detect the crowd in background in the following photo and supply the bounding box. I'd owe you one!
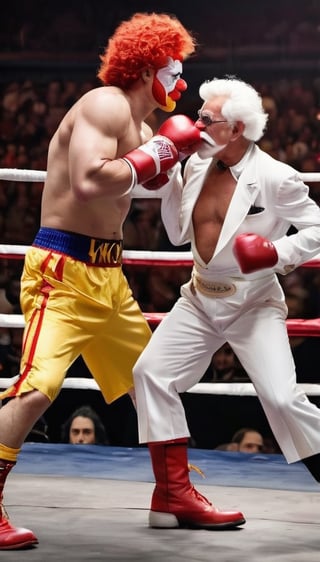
[0,1,319,59]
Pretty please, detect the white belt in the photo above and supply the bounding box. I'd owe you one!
[192,273,236,298]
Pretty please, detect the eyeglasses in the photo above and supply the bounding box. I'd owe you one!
[197,109,227,127]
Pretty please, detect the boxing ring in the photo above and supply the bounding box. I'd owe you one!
[0,167,320,398]
[1,168,320,562]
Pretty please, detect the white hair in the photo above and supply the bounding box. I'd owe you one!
[199,76,268,141]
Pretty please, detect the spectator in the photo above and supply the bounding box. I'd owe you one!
[216,428,280,454]
[201,343,249,382]
[216,428,264,453]
[60,405,109,445]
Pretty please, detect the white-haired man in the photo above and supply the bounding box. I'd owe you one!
[133,76,320,529]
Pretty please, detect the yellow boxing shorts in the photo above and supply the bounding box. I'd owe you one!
[0,227,152,404]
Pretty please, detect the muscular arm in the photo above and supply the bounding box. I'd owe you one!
[67,90,143,201]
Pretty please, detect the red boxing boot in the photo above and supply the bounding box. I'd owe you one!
[0,461,38,550]
[148,439,245,529]
[0,516,38,550]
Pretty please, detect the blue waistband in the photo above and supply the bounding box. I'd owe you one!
[32,227,123,266]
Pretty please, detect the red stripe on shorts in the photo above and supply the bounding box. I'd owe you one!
[9,280,52,396]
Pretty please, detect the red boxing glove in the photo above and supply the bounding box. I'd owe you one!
[158,114,202,157]
[122,136,179,186]
[142,172,170,191]
[233,233,278,274]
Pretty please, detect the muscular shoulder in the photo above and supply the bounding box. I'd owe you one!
[76,86,132,136]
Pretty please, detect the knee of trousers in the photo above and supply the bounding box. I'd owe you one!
[133,355,159,389]
[263,391,305,413]
[133,359,148,385]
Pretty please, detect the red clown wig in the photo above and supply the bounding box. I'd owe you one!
[97,12,196,88]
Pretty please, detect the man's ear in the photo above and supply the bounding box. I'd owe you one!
[231,120,245,139]
[141,68,153,83]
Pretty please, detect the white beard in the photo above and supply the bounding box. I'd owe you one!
[197,131,227,160]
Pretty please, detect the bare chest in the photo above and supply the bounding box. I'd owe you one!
[193,165,237,226]
[192,164,237,263]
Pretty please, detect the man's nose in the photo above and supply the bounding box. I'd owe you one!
[176,78,187,92]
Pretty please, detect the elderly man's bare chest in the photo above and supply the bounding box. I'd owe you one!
[193,165,237,229]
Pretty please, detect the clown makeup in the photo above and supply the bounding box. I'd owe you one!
[152,57,187,112]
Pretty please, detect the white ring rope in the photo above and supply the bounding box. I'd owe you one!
[0,168,47,182]
[0,168,161,199]
[0,244,194,264]
[0,313,319,336]
[0,245,320,268]
[1,168,320,195]
[1,375,320,397]
[0,167,320,398]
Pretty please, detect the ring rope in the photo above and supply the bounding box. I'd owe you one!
[0,168,162,199]
[0,244,195,266]
[0,375,320,397]
[1,168,320,203]
[0,312,319,335]
[0,245,319,269]
[1,168,320,184]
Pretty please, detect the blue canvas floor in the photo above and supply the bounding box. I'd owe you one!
[15,443,320,493]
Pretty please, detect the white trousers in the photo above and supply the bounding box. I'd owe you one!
[133,275,320,463]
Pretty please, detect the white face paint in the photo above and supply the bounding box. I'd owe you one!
[197,131,227,159]
[156,58,183,95]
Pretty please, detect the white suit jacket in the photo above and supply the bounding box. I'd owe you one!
[159,144,320,280]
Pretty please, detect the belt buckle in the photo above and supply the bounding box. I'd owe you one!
[193,275,236,298]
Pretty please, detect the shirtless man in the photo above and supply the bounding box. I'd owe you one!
[133,76,320,528]
[0,12,201,549]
